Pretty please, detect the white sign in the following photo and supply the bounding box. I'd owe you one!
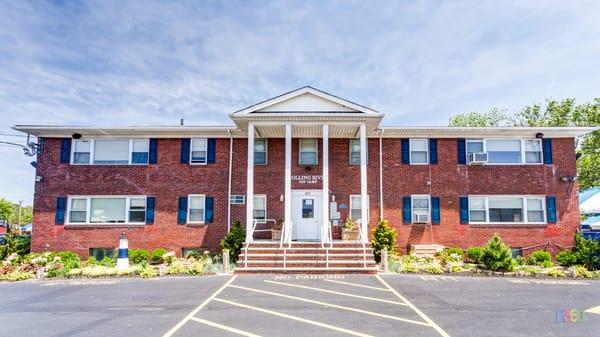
[291,175,322,184]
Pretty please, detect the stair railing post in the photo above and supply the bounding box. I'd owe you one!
[381,248,388,273]
[223,249,230,274]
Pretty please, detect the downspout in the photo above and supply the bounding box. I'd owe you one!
[227,130,233,232]
[379,129,384,220]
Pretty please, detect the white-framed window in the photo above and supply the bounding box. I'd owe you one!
[349,195,369,221]
[254,139,267,165]
[467,196,546,224]
[71,139,150,165]
[349,139,364,165]
[299,139,318,166]
[229,195,245,205]
[253,195,267,223]
[465,139,542,165]
[411,195,431,223]
[190,138,208,164]
[67,196,147,224]
[409,139,429,164]
[188,195,206,223]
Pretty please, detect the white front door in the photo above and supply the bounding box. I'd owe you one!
[291,190,322,241]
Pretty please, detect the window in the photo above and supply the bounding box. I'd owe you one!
[229,195,245,205]
[511,248,523,258]
[253,195,266,223]
[299,139,318,165]
[411,195,430,223]
[94,140,129,164]
[131,140,150,164]
[67,196,147,224]
[349,195,369,221]
[467,139,543,165]
[409,139,428,164]
[468,196,546,224]
[486,140,521,164]
[524,139,542,163]
[89,248,115,261]
[466,139,484,157]
[188,195,206,223]
[191,139,208,164]
[254,139,267,165]
[302,199,314,219]
[349,139,363,165]
[182,247,203,258]
[71,139,150,165]
[73,140,91,164]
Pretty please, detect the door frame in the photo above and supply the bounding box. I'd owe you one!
[291,189,323,241]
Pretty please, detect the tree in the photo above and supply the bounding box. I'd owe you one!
[448,108,510,127]
[0,199,13,223]
[9,203,32,225]
[371,220,397,263]
[480,234,514,272]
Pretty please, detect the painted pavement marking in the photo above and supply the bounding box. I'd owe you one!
[213,297,374,337]
[585,305,600,315]
[264,280,408,306]
[189,317,263,337]
[322,278,391,291]
[376,275,452,337]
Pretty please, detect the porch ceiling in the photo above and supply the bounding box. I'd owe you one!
[254,124,361,138]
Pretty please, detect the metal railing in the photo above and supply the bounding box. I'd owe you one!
[280,220,293,248]
[357,220,368,269]
[244,219,277,268]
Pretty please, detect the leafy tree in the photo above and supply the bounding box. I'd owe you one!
[0,199,13,223]
[9,204,32,225]
[371,220,397,263]
[448,108,510,127]
[221,220,246,263]
[480,234,514,272]
[573,234,600,271]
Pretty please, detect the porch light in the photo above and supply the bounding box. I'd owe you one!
[280,194,284,202]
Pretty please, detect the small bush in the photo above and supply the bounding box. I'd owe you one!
[436,247,464,265]
[371,220,398,263]
[129,249,149,265]
[480,235,514,272]
[86,257,99,266]
[573,234,600,270]
[466,247,484,263]
[546,268,566,278]
[424,264,444,274]
[574,265,593,278]
[401,262,419,273]
[99,256,116,267]
[139,264,157,278]
[514,256,526,266]
[166,259,188,275]
[151,248,168,264]
[527,250,551,266]
[556,251,577,267]
[0,271,32,282]
[81,265,117,278]
[540,260,554,268]
[221,221,246,264]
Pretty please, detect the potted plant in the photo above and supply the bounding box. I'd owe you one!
[342,218,360,241]
[271,219,284,241]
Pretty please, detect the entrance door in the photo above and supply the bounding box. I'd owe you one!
[291,190,322,241]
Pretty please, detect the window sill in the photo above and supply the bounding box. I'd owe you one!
[468,223,548,228]
[64,223,146,229]
[185,223,207,227]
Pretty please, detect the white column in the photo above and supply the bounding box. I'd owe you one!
[246,123,255,242]
[284,124,292,242]
[360,124,368,242]
[322,124,329,243]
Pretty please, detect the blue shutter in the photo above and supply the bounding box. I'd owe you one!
[431,197,440,224]
[546,196,557,223]
[457,139,466,164]
[542,139,553,164]
[429,139,438,164]
[459,196,469,224]
[149,139,158,164]
[146,197,155,224]
[402,196,411,224]
[205,196,214,223]
[177,196,188,224]
[60,138,71,164]
[401,139,410,164]
[56,196,66,225]
[180,139,190,164]
[207,138,216,164]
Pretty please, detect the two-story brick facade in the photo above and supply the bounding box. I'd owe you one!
[14,86,593,263]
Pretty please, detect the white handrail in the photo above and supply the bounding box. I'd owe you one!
[357,220,368,268]
[280,221,293,248]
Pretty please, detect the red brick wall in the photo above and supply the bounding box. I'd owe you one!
[32,137,580,257]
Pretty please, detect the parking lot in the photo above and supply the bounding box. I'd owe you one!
[1,274,599,337]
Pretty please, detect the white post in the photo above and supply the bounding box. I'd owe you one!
[360,124,368,242]
[284,124,292,243]
[246,123,255,242]
[116,232,129,270]
[322,124,329,243]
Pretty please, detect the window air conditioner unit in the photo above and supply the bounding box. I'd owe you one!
[414,212,430,224]
[468,152,488,165]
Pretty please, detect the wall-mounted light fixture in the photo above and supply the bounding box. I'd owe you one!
[280,194,284,202]
[560,175,577,182]
[72,133,82,139]
[535,132,544,139]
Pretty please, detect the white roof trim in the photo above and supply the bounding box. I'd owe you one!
[380,126,597,138]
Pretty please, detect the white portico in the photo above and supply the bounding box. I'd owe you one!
[230,86,383,244]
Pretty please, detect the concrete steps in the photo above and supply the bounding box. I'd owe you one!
[411,244,445,257]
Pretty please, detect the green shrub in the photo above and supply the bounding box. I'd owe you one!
[573,234,600,271]
[449,264,464,273]
[466,247,484,263]
[128,249,149,265]
[480,235,514,272]
[574,265,593,278]
[514,256,526,266]
[0,271,33,282]
[46,251,81,277]
[540,260,554,268]
[151,248,168,264]
[527,250,551,266]
[546,268,566,278]
[556,251,577,267]
[1,233,31,258]
[371,220,398,263]
[221,221,246,263]
[86,256,98,266]
[424,264,444,274]
[99,256,116,267]
[400,262,419,273]
[81,265,117,278]
[139,264,157,278]
[437,247,464,265]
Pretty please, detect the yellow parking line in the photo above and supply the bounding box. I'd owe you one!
[214,298,374,337]
[323,278,392,292]
[190,317,263,337]
[229,284,431,326]
[162,275,237,337]
[264,280,407,306]
[376,275,451,337]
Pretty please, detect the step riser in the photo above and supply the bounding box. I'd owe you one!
[240,256,373,261]
[235,270,378,275]
[240,263,376,268]
[245,249,373,255]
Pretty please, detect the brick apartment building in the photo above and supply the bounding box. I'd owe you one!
[14,87,594,271]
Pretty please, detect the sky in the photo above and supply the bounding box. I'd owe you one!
[1,0,600,204]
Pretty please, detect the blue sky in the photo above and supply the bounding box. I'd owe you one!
[1,0,600,204]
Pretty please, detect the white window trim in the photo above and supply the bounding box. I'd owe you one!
[299,138,318,166]
[66,195,147,225]
[187,194,206,224]
[253,195,267,224]
[466,138,543,165]
[468,195,546,225]
[70,139,150,166]
[411,194,431,224]
[409,139,429,165]
[229,195,245,205]
[190,138,208,165]
[349,139,367,165]
[349,194,369,222]
[254,139,268,165]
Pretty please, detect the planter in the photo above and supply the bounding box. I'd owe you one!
[342,228,360,241]
[271,229,282,241]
